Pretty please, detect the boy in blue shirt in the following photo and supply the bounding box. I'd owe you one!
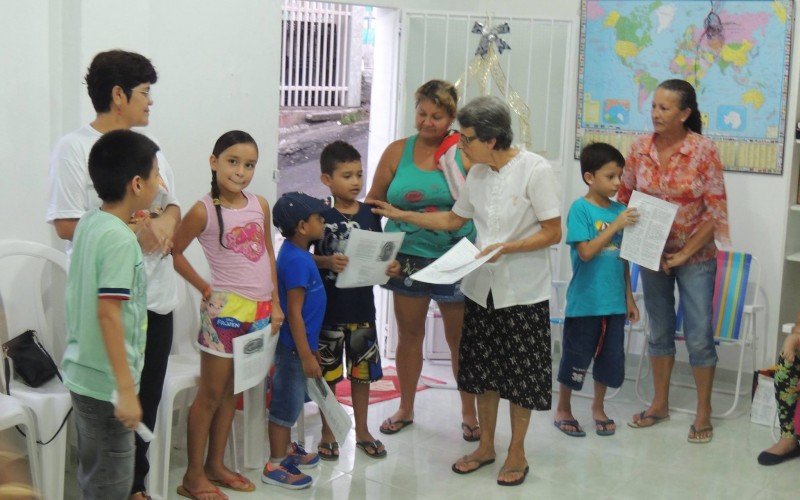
[312,141,400,460]
[61,130,162,499]
[554,142,640,437]
[263,191,328,490]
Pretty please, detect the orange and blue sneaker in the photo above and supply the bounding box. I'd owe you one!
[261,461,312,490]
[283,442,320,470]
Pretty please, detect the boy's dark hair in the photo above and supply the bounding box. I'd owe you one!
[88,130,159,202]
[320,140,361,176]
[85,50,158,113]
[579,142,625,184]
[210,130,259,248]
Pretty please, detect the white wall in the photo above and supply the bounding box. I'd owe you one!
[0,0,792,362]
[0,1,53,245]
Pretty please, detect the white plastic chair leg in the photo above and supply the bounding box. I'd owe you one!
[38,429,68,500]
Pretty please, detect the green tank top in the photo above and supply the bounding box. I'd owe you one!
[385,135,476,257]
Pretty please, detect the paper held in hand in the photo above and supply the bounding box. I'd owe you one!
[306,377,352,443]
[335,229,405,288]
[232,325,278,394]
[619,191,679,271]
[409,237,501,284]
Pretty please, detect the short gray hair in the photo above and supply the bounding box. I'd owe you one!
[456,96,513,150]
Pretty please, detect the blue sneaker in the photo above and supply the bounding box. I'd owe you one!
[283,442,320,470]
[261,462,312,490]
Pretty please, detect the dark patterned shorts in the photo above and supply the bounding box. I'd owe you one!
[457,293,552,410]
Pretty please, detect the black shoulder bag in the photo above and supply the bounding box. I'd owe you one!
[2,329,72,444]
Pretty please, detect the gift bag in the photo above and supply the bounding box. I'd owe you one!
[750,371,778,426]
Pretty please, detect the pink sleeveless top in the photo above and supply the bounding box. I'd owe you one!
[198,191,272,301]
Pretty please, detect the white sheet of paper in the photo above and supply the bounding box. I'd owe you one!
[232,326,278,394]
[619,190,679,271]
[306,378,352,443]
[335,229,405,288]
[409,237,501,284]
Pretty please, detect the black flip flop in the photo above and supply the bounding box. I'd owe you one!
[461,422,481,442]
[317,441,339,461]
[497,465,530,486]
[356,439,387,459]
[379,418,413,435]
[451,456,496,475]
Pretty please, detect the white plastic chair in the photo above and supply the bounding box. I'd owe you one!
[0,240,72,500]
[634,251,762,418]
[0,394,41,495]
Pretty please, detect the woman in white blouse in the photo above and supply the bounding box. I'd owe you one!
[368,95,561,487]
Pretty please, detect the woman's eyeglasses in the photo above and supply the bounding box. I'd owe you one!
[459,133,479,146]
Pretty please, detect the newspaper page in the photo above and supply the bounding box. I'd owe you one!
[409,237,501,284]
[335,229,405,288]
[619,190,679,271]
[306,377,352,443]
[232,326,278,394]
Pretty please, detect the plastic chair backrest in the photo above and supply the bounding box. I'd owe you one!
[630,263,641,293]
[712,251,752,341]
[0,240,68,365]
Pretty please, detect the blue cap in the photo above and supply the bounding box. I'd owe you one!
[272,192,328,233]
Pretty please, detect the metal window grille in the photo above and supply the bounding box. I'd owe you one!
[281,0,352,107]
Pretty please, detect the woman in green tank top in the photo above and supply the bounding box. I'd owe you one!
[367,80,480,442]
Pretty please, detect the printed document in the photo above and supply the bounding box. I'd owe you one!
[336,229,404,288]
[620,191,679,271]
[233,326,278,394]
[306,377,352,443]
[409,237,501,284]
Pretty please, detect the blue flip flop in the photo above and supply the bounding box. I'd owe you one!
[554,419,586,437]
[594,418,616,436]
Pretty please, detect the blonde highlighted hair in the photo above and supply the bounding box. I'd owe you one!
[415,79,458,118]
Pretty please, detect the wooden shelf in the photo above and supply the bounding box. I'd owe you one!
[788,252,800,262]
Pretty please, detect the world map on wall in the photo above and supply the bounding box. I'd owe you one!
[576,0,793,174]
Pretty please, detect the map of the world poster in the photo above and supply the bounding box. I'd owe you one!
[576,0,793,174]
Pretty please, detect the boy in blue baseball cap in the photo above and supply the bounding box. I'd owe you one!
[262,192,328,489]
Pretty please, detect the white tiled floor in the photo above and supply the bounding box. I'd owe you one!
[63,358,796,500]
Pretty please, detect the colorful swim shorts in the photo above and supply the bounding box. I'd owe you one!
[197,290,272,357]
[318,322,383,384]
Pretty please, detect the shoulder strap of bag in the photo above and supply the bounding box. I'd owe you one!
[30,331,63,383]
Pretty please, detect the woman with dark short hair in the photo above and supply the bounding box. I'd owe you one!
[46,50,182,500]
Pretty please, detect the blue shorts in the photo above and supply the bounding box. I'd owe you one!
[556,314,626,391]
[382,253,465,303]
[268,341,308,428]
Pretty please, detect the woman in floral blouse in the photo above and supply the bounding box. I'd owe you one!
[618,79,729,444]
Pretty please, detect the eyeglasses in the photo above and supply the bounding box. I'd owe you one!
[459,133,479,146]
[132,88,152,99]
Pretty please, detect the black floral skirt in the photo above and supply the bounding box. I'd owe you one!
[457,293,552,410]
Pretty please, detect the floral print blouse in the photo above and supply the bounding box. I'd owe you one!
[618,131,730,265]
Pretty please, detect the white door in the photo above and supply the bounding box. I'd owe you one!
[376,10,578,358]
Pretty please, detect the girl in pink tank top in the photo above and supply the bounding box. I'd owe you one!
[172,130,284,497]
